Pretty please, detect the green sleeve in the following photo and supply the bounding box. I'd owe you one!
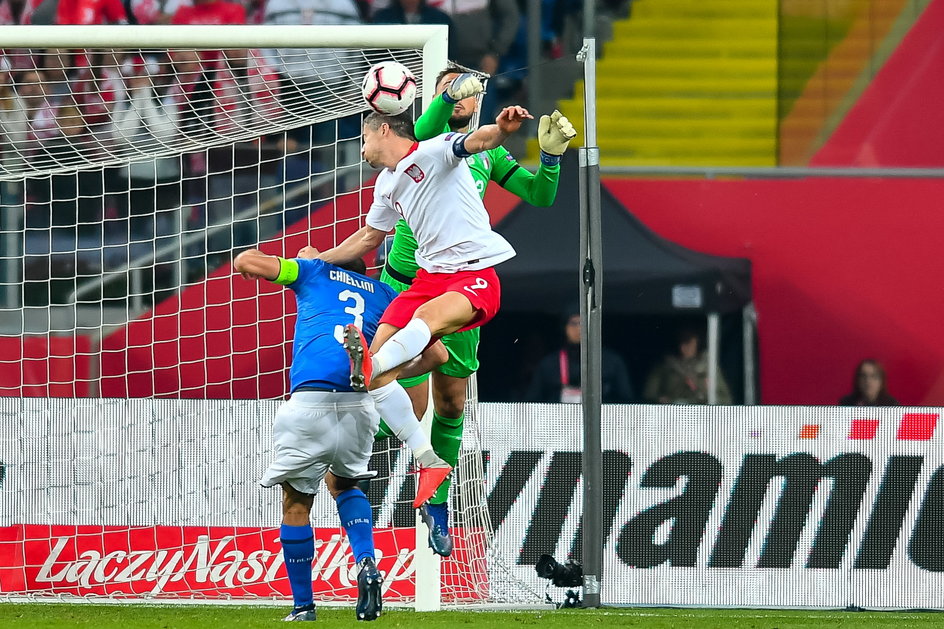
[488,145,561,207]
[274,258,299,285]
[414,94,453,141]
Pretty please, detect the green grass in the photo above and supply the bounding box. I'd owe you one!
[0,605,941,629]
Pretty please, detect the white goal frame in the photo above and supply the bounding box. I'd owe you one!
[0,23,478,610]
[0,24,447,111]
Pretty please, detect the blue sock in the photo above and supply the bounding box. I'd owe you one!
[280,523,314,609]
[335,488,375,564]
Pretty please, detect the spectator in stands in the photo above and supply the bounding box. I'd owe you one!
[21,68,85,171]
[170,0,248,175]
[111,54,183,240]
[129,0,190,24]
[372,0,452,31]
[0,0,36,23]
[434,0,519,76]
[0,58,30,175]
[839,359,899,406]
[371,0,459,72]
[55,0,129,24]
[73,50,127,154]
[0,0,39,75]
[643,325,732,405]
[262,0,363,118]
[171,0,244,23]
[525,308,634,403]
[203,50,283,259]
[38,49,77,97]
[171,0,249,83]
[19,68,91,233]
[262,0,365,201]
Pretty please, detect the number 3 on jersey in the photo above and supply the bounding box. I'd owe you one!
[333,289,366,343]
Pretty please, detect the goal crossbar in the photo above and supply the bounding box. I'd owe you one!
[0,24,449,106]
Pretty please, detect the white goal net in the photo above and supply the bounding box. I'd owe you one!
[0,25,540,607]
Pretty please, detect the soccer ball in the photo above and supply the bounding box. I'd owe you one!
[361,61,417,115]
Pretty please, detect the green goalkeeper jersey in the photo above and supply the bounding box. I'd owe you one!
[383,94,562,279]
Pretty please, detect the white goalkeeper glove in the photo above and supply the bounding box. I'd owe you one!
[538,110,577,166]
[442,73,484,104]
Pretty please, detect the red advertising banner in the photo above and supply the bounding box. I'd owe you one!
[0,524,488,601]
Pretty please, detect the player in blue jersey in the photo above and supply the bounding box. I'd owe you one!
[234,247,448,622]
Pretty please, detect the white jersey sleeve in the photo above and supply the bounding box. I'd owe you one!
[431,132,471,165]
[371,137,516,273]
[365,172,400,232]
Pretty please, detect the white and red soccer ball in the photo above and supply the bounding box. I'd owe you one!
[361,61,417,115]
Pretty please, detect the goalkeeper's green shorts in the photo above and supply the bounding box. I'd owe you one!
[379,267,481,389]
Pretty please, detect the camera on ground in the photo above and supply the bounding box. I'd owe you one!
[535,553,583,588]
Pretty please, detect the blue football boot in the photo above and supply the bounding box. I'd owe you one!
[419,502,454,557]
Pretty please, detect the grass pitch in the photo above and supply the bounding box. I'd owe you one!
[0,605,941,629]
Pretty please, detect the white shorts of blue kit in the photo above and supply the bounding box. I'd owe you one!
[259,390,380,495]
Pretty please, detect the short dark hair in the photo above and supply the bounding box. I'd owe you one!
[337,257,368,276]
[436,62,467,88]
[363,111,415,140]
[676,327,699,345]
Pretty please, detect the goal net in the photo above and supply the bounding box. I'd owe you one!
[0,25,540,607]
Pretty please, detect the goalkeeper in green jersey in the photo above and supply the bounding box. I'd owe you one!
[378,64,576,557]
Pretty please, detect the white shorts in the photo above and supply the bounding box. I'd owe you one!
[259,390,380,495]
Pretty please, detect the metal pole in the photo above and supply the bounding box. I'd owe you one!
[742,303,756,404]
[583,0,596,40]
[578,37,602,609]
[1,182,23,308]
[526,0,542,119]
[707,312,720,405]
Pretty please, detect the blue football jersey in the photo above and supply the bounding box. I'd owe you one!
[285,259,397,392]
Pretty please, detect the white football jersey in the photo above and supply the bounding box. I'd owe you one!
[366,133,516,274]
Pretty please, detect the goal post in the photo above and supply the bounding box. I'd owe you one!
[0,24,540,608]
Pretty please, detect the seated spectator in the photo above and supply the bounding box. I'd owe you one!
[55,0,128,24]
[129,0,190,24]
[171,0,244,24]
[171,0,249,91]
[263,0,363,114]
[21,68,85,170]
[0,57,30,175]
[19,68,90,231]
[72,50,127,155]
[373,0,451,28]
[839,359,898,406]
[0,0,37,24]
[433,0,519,76]
[525,308,634,403]
[110,54,183,240]
[643,326,732,405]
[38,49,77,96]
[371,1,459,88]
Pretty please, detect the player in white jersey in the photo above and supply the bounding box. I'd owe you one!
[319,107,528,388]
[315,106,528,500]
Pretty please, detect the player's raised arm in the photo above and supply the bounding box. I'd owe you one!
[460,105,533,155]
[537,109,577,166]
[316,225,388,266]
[414,72,484,141]
[234,249,291,283]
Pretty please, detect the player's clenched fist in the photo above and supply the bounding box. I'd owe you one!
[297,245,320,259]
[443,73,483,104]
[538,110,577,165]
[495,105,533,135]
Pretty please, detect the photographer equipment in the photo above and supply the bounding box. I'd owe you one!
[535,554,583,608]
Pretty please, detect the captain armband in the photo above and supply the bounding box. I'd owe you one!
[274,258,300,285]
[452,133,473,158]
